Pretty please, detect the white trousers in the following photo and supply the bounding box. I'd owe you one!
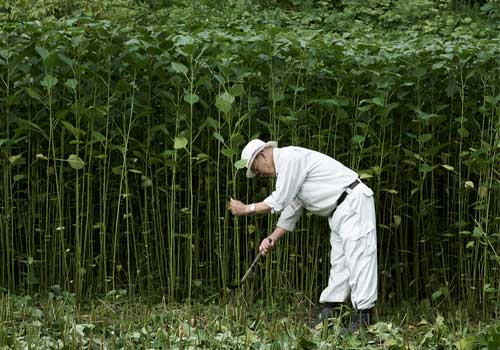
[319,182,378,310]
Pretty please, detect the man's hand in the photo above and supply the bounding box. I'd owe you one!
[259,237,276,255]
[230,198,251,216]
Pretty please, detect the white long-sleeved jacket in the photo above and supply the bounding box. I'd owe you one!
[263,146,359,232]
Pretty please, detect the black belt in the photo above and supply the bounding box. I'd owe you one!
[336,179,360,208]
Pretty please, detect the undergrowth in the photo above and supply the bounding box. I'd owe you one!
[1,290,500,349]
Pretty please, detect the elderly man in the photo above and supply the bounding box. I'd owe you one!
[230,139,377,332]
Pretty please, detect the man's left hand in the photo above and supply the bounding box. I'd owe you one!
[230,198,251,216]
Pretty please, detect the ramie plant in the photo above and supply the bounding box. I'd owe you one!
[0,0,499,321]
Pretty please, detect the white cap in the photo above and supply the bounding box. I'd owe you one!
[241,139,277,178]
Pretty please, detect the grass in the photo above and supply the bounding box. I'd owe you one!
[1,290,500,349]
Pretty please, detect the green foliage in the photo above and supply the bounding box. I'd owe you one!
[0,0,499,322]
[1,293,499,349]
[0,0,147,20]
[481,0,500,19]
[342,0,437,24]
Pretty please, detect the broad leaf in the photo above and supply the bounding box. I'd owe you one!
[213,132,225,144]
[234,159,247,169]
[13,174,25,182]
[35,46,50,60]
[183,93,199,105]
[62,121,86,138]
[9,155,24,165]
[229,84,244,97]
[58,53,75,67]
[215,92,234,114]
[25,87,43,102]
[221,148,236,158]
[16,118,49,140]
[417,134,432,143]
[41,74,58,89]
[230,133,245,146]
[171,62,188,75]
[174,136,188,149]
[91,131,106,144]
[65,79,78,90]
[352,135,365,144]
[0,139,13,147]
[67,154,85,170]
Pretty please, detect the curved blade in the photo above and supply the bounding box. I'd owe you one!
[228,252,262,289]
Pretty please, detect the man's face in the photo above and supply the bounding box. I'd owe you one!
[251,152,276,177]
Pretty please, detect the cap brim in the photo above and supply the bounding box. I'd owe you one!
[245,141,277,178]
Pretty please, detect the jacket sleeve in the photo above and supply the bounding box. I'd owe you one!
[276,199,304,232]
[263,150,307,213]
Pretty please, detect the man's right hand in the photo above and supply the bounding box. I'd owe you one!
[259,237,276,255]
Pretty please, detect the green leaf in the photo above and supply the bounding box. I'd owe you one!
[35,46,50,60]
[67,154,85,170]
[206,117,219,129]
[174,136,188,149]
[215,92,234,114]
[16,118,49,140]
[171,62,188,75]
[213,132,225,144]
[91,131,106,144]
[61,121,85,138]
[13,174,25,182]
[472,226,484,237]
[111,144,126,155]
[234,159,247,169]
[213,74,225,85]
[229,84,244,97]
[352,135,365,144]
[141,175,152,187]
[416,110,440,122]
[377,118,393,128]
[173,34,194,47]
[41,74,58,89]
[393,215,401,228]
[183,93,199,105]
[25,87,43,102]
[298,337,317,350]
[417,134,432,143]
[431,290,443,300]
[484,95,500,105]
[247,225,257,234]
[457,127,469,138]
[370,96,385,106]
[112,166,123,175]
[65,79,78,90]
[58,54,75,67]
[484,283,497,293]
[419,164,435,174]
[0,49,11,60]
[230,133,245,146]
[8,155,24,165]
[221,148,236,158]
[125,39,141,46]
[0,139,13,147]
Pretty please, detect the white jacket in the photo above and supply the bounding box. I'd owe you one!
[263,146,361,232]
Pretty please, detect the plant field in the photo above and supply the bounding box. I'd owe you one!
[1,291,500,349]
[0,1,500,347]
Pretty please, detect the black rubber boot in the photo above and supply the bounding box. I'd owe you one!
[341,309,371,334]
[307,302,343,329]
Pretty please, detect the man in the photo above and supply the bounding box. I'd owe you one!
[230,139,377,332]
